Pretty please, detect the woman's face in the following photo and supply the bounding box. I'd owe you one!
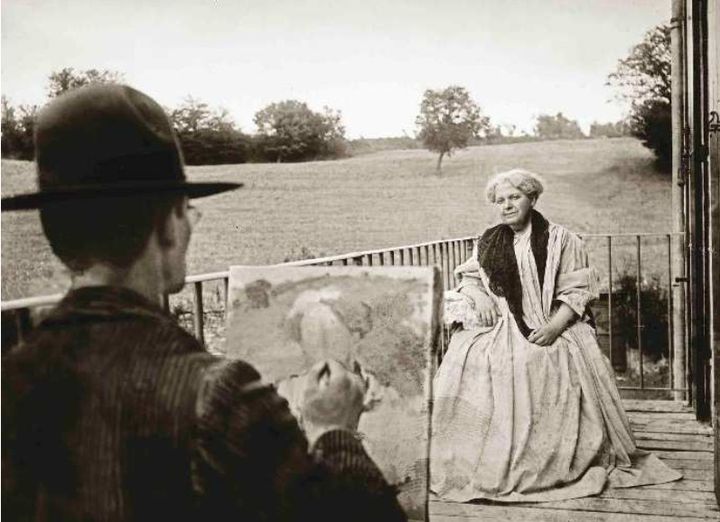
[493,182,536,231]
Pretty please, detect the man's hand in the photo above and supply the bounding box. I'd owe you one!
[301,359,367,447]
[527,324,563,346]
[461,286,499,327]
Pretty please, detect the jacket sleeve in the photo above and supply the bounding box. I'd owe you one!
[192,359,406,522]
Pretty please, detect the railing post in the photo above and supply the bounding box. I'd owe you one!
[439,242,447,290]
[193,281,205,345]
[607,236,614,371]
[636,236,643,389]
[667,234,674,394]
[14,308,31,345]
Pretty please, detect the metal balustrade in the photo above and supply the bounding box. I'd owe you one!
[1,232,686,397]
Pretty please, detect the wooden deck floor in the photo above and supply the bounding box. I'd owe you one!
[429,400,719,521]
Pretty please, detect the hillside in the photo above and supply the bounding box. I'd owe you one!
[1,138,671,300]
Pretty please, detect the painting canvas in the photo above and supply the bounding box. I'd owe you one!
[225,265,441,521]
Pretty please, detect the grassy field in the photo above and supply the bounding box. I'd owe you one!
[1,137,671,301]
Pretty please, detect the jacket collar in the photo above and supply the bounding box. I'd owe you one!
[40,285,171,327]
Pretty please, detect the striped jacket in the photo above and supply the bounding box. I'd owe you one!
[2,286,405,521]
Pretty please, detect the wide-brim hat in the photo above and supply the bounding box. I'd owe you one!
[1,84,242,211]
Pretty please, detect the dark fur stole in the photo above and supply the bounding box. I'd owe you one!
[476,209,549,338]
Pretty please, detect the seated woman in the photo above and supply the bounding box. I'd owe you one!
[431,169,681,503]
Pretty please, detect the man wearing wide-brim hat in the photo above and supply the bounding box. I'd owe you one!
[2,84,406,521]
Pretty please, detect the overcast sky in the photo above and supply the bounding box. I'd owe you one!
[2,0,669,138]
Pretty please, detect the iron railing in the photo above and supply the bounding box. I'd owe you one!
[1,233,687,397]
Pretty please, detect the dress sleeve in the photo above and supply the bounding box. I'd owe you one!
[554,232,600,317]
[453,241,487,294]
[193,359,406,521]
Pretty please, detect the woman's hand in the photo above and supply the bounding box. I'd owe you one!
[528,302,578,346]
[528,324,562,346]
[462,286,498,327]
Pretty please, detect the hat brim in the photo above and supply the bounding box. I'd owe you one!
[1,181,243,211]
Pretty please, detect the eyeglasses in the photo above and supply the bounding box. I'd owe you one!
[186,204,202,228]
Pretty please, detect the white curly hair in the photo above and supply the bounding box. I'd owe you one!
[485,168,545,203]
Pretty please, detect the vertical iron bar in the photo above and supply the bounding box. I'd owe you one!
[341,258,349,266]
[636,236,643,389]
[399,249,405,266]
[438,243,445,289]
[667,234,674,390]
[14,308,31,345]
[442,241,450,290]
[223,277,230,318]
[389,250,395,266]
[14,312,24,345]
[366,253,373,266]
[424,245,430,266]
[450,241,456,280]
[193,281,205,345]
[607,236,613,371]
[409,247,415,266]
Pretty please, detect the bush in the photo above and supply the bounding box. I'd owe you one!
[612,270,669,361]
[178,129,252,165]
[253,100,347,163]
[627,99,671,171]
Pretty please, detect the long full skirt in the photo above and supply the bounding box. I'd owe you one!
[430,301,682,502]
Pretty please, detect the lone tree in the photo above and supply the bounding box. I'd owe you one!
[534,112,585,140]
[253,100,346,162]
[46,68,125,98]
[415,86,489,174]
[608,24,671,170]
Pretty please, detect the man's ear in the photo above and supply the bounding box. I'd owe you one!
[156,202,183,248]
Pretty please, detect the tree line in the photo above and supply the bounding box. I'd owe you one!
[1,68,347,165]
[2,24,668,172]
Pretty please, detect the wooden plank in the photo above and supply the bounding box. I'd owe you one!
[630,418,713,435]
[634,431,714,443]
[640,479,715,492]
[623,400,694,413]
[628,412,698,421]
[664,467,713,480]
[662,458,714,470]
[430,501,713,521]
[534,497,719,519]
[598,487,717,505]
[652,450,714,461]
[636,438,714,452]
